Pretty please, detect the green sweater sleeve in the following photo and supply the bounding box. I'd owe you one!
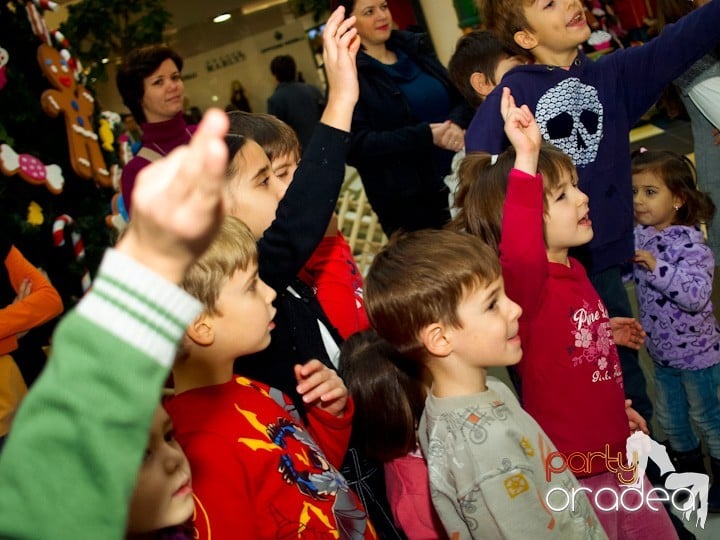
[0,249,201,539]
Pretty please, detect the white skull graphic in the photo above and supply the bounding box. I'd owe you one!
[535,78,603,166]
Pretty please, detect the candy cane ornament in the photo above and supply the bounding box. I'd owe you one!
[52,214,92,292]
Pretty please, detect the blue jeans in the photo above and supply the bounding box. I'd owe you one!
[590,265,654,423]
[654,362,720,458]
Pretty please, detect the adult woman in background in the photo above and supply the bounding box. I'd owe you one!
[333,0,473,235]
[117,45,196,216]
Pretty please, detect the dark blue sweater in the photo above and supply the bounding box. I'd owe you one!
[465,0,720,274]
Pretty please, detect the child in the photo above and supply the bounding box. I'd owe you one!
[166,216,376,539]
[0,107,230,538]
[464,86,672,538]
[468,0,720,426]
[339,330,446,539]
[127,404,194,539]
[364,228,606,539]
[444,31,525,215]
[223,7,361,416]
[0,236,63,451]
[631,148,720,512]
[221,110,369,339]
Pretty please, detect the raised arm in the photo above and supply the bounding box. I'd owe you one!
[258,7,360,288]
[0,109,228,538]
[498,88,548,319]
[612,0,720,124]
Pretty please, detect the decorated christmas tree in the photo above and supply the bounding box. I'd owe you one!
[0,0,120,308]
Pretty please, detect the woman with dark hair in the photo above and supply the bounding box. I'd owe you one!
[331,0,473,235]
[116,45,196,215]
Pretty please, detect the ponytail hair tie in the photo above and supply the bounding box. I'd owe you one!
[490,154,499,165]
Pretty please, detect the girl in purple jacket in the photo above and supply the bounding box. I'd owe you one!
[631,149,720,511]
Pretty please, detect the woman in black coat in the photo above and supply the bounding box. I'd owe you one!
[334,0,473,235]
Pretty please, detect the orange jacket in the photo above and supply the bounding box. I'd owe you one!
[0,246,63,355]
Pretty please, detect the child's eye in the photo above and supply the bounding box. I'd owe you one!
[544,0,555,9]
[646,189,656,196]
[164,430,175,443]
[260,176,270,186]
[632,188,638,195]
[555,192,566,201]
[248,279,257,292]
[487,300,498,311]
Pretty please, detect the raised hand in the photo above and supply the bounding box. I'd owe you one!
[117,109,229,284]
[500,86,541,175]
[320,6,361,131]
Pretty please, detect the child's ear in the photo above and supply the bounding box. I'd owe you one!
[673,193,686,211]
[514,30,538,52]
[419,322,453,357]
[469,72,495,98]
[186,314,214,346]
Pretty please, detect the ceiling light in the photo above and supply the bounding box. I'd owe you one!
[213,13,232,23]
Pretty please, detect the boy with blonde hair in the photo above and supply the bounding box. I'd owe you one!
[166,216,376,539]
[365,229,606,539]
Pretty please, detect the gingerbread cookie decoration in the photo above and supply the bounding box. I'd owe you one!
[0,143,64,194]
[37,43,111,186]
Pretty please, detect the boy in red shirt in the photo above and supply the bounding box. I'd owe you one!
[166,216,375,539]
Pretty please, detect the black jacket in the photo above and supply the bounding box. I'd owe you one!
[348,30,473,235]
[235,123,348,419]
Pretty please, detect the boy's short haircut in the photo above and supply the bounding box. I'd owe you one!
[479,0,534,59]
[448,30,518,108]
[365,229,501,358]
[226,111,301,162]
[181,216,257,315]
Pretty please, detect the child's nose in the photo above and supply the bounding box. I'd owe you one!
[262,279,277,303]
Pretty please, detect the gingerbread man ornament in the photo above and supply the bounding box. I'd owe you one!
[37,43,111,186]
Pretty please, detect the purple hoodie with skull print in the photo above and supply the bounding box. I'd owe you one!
[633,224,720,370]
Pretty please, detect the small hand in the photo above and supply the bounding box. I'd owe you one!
[321,6,361,124]
[625,399,649,434]
[610,317,646,350]
[13,278,32,304]
[633,249,656,272]
[500,87,541,174]
[13,278,33,339]
[713,128,720,146]
[294,360,348,417]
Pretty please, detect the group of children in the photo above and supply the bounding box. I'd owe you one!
[2,1,720,539]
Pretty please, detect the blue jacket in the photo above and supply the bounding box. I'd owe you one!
[465,0,720,274]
